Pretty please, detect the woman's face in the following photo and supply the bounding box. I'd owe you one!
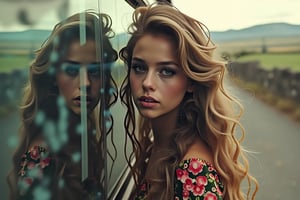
[129,33,192,120]
[56,39,101,115]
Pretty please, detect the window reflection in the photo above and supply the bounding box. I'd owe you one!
[0,0,137,199]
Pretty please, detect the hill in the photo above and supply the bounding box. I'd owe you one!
[0,29,51,42]
[1,22,300,55]
[210,22,300,42]
[1,22,300,43]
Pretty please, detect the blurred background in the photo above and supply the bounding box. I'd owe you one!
[0,0,299,199]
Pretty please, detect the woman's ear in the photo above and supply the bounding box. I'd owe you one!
[186,80,194,93]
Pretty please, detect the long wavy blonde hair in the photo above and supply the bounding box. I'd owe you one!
[120,3,258,200]
[7,11,118,200]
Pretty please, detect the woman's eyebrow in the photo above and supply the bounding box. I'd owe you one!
[63,60,80,64]
[62,60,101,65]
[157,61,178,67]
[132,57,178,66]
[131,57,145,63]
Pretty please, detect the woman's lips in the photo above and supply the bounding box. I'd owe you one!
[73,96,92,106]
[138,96,159,108]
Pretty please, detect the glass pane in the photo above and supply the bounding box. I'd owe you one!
[0,0,134,199]
[97,0,134,197]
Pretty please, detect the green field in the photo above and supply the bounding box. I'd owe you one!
[236,52,300,72]
[215,36,300,55]
[1,53,299,73]
[1,35,300,73]
[0,55,31,73]
[213,36,300,72]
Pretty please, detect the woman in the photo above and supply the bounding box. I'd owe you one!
[120,3,258,200]
[7,11,117,200]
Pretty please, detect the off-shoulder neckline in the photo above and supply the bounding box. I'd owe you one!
[26,145,48,153]
[178,158,215,168]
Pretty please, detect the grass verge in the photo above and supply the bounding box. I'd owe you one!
[231,76,300,122]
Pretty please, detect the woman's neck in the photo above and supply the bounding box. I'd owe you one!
[151,107,179,147]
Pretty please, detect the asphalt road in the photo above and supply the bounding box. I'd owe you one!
[226,80,300,199]
[1,80,300,199]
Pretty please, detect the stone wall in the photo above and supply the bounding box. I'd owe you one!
[228,61,300,104]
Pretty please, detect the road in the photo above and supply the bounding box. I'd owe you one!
[226,80,300,199]
[1,80,300,199]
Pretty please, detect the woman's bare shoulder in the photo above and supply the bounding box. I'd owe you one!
[182,138,214,165]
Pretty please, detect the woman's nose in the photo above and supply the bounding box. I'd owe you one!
[79,68,91,90]
[142,71,156,91]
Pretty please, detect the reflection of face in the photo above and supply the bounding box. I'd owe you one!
[56,40,101,115]
[130,34,191,120]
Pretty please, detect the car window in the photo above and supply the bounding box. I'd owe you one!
[0,0,138,199]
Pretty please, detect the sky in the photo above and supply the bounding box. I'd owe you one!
[0,0,299,32]
[173,0,300,31]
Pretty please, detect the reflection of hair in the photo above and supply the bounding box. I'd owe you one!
[7,11,118,199]
[120,3,258,200]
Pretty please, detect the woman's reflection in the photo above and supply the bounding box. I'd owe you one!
[7,11,117,200]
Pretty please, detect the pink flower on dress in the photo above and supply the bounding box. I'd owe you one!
[215,174,220,182]
[209,172,215,180]
[27,161,36,169]
[30,146,41,160]
[208,166,214,172]
[176,168,189,182]
[216,184,223,196]
[193,184,205,196]
[204,191,218,200]
[182,189,190,199]
[183,177,194,191]
[140,183,147,191]
[40,157,51,168]
[196,176,208,186]
[188,158,204,175]
[23,177,33,186]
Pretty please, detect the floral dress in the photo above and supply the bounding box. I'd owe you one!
[135,158,223,200]
[17,145,103,199]
[18,145,53,198]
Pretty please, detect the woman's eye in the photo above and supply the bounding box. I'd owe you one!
[160,68,176,76]
[61,64,80,77]
[132,64,146,73]
[88,65,101,77]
